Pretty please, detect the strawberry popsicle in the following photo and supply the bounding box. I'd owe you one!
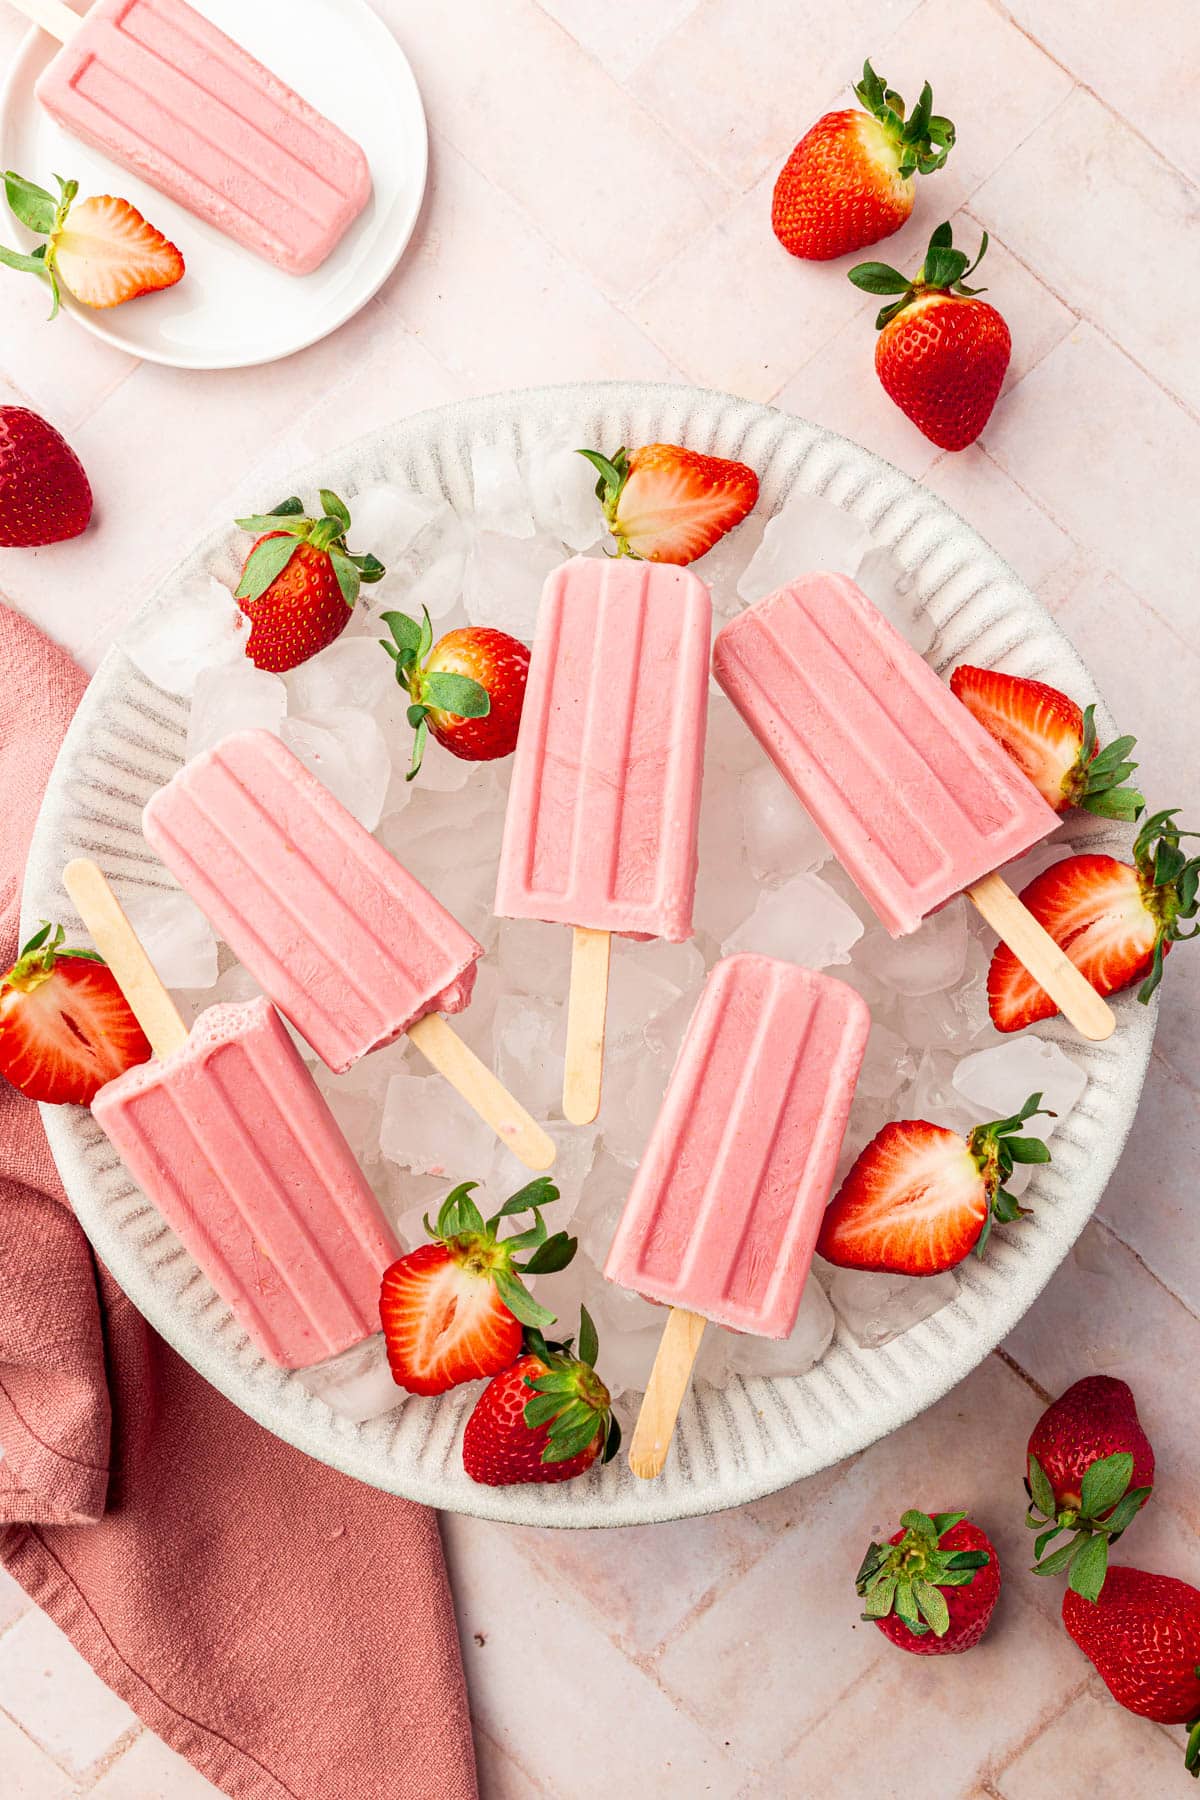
[144,730,554,1171]
[607,954,869,1478]
[33,0,371,275]
[495,554,712,1122]
[713,573,1115,1041]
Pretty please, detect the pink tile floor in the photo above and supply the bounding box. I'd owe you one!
[2,0,1197,1794]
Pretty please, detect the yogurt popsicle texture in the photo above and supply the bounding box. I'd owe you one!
[604,954,869,1339]
[143,729,482,1075]
[712,573,1060,938]
[93,996,398,1369]
[35,0,371,275]
[495,555,712,942]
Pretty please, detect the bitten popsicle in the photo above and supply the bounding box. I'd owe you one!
[605,953,870,1478]
[143,729,554,1172]
[494,555,711,1124]
[712,573,1115,1041]
[67,859,397,1370]
[20,0,371,275]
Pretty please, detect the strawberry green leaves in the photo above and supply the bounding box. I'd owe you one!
[965,1091,1053,1254]
[850,220,989,330]
[380,607,490,779]
[1027,1450,1153,1602]
[1074,706,1144,821]
[852,60,955,180]
[1132,808,1200,1002]
[5,921,104,993]
[425,1178,575,1333]
[521,1307,621,1467]
[856,1510,990,1638]
[234,491,385,608]
[1,171,79,318]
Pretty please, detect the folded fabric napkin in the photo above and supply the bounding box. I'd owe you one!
[0,604,477,1800]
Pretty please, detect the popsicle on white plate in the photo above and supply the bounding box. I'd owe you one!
[24,0,371,275]
[604,953,870,1478]
[712,573,1115,1041]
[495,555,711,1124]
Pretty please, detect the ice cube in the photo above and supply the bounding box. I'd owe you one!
[706,691,763,776]
[497,918,573,998]
[410,743,471,793]
[605,948,683,1047]
[695,765,766,942]
[826,1264,958,1349]
[595,1326,662,1399]
[520,441,603,551]
[858,899,968,997]
[490,1123,598,1230]
[380,1071,497,1182]
[186,663,286,761]
[493,994,564,1119]
[952,1038,1086,1136]
[692,512,768,619]
[737,490,869,605]
[857,1023,916,1101]
[123,576,249,697]
[121,888,218,990]
[471,443,536,538]
[639,938,706,996]
[281,709,392,830]
[898,937,996,1051]
[726,1276,835,1378]
[294,1334,405,1423]
[463,532,563,640]
[898,1050,976,1135]
[349,483,444,566]
[723,873,863,967]
[407,547,468,622]
[739,762,830,883]
[598,1044,670,1166]
[287,636,395,715]
[853,545,934,654]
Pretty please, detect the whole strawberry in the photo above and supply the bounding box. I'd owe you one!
[772,61,955,261]
[857,1510,999,1654]
[850,222,1011,450]
[2,170,183,315]
[1063,1567,1200,1775]
[1025,1377,1154,1600]
[0,922,151,1105]
[380,608,529,777]
[817,1092,1050,1275]
[577,442,758,564]
[0,405,92,546]
[950,667,1143,820]
[463,1308,620,1487]
[234,491,384,672]
[988,808,1199,1031]
[380,1178,575,1396]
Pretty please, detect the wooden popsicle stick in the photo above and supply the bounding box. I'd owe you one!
[563,926,610,1125]
[62,859,189,1059]
[966,871,1115,1042]
[7,0,82,43]
[407,1011,555,1173]
[628,1307,707,1480]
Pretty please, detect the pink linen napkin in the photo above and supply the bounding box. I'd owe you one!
[0,603,478,1800]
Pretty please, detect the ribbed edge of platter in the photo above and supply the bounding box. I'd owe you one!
[25,381,1154,1527]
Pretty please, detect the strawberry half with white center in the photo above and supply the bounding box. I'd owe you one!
[462,1308,620,1487]
[772,61,955,262]
[987,808,1200,1031]
[380,1178,576,1396]
[857,1510,999,1654]
[949,666,1143,820]
[1063,1567,1200,1776]
[0,405,92,547]
[1,171,183,315]
[380,608,529,777]
[1025,1376,1155,1601]
[816,1093,1051,1275]
[577,442,759,565]
[0,922,152,1106]
[233,491,385,672]
[850,222,1011,451]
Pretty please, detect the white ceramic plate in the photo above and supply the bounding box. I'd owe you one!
[0,0,427,370]
[24,383,1155,1527]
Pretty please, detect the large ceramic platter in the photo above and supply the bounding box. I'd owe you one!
[23,382,1154,1527]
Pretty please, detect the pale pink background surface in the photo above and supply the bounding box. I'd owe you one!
[2,0,1198,1794]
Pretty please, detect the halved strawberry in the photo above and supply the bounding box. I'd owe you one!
[949,665,1143,819]
[816,1094,1050,1275]
[1,172,183,315]
[379,1178,575,1396]
[462,1308,621,1487]
[0,922,152,1105]
[987,809,1199,1031]
[578,442,759,564]
[380,609,529,777]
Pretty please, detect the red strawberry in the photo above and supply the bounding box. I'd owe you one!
[233,490,385,672]
[1,172,182,314]
[850,222,1011,450]
[817,1093,1050,1275]
[0,922,151,1105]
[1063,1567,1200,1774]
[772,61,955,262]
[857,1510,999,1654]
[950,666,1143,821]
[380,610,529,777]
[578,442,758,565]
[1025,1377,1154,1600]
[380,1178,575,1396]
[0,405,92,547]
[462,1307,620,1487]
[987,809,1199,1031]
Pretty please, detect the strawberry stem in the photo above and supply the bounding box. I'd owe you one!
[521,1306,620,1465]
[965,1091,1052,1253]
[849,220,989,331]
[856,1511,988,1637]
[852,60,955,180]
[1131,808,1200,1001]
[379,607,491,779]
[234,490,384,609]
[420,1178,576,1333]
